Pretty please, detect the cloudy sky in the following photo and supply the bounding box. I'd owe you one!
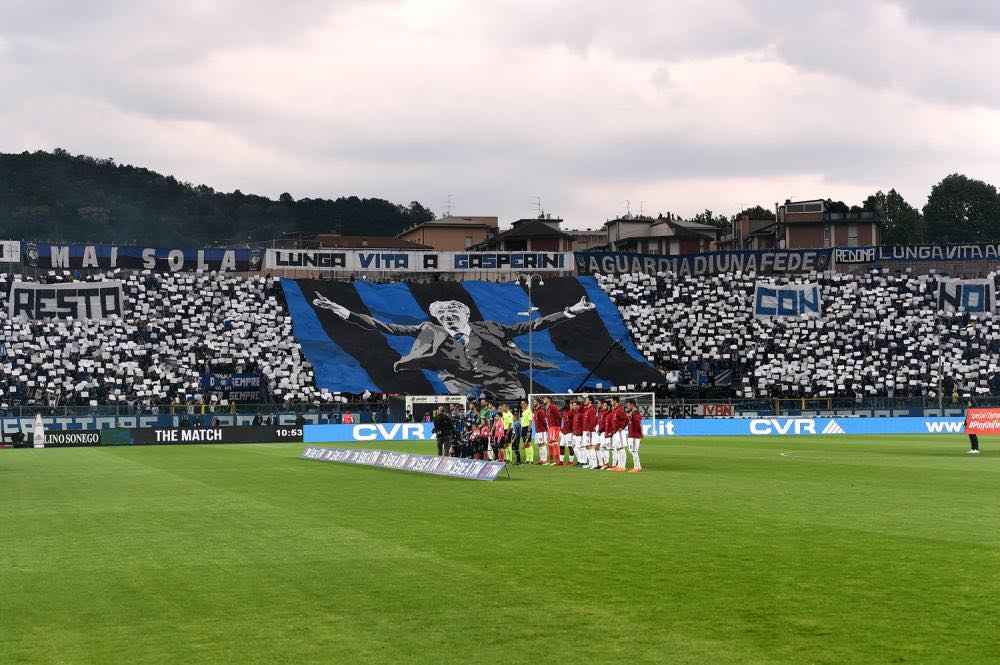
[2,0,998,229]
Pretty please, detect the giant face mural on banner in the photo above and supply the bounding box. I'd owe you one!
[282,276,663,399]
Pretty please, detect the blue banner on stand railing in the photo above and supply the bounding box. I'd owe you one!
[576,249,833,276]
[640,417,965,437]
[21,242,263,272]
[301,447,506,481]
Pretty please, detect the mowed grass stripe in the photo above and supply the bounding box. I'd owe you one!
[2,436,999,664]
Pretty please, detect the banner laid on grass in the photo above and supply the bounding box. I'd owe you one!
[282,276,661,399]
[301,446,507,481]
[964,409,1000,435]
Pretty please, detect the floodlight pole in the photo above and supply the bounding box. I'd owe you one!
[937,331,943,414]
[516,273,545,398]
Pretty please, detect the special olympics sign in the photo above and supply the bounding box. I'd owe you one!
[9,280,124,320]
[267,249,571,273]
[301,447,506,481]
[965,408,1000,435]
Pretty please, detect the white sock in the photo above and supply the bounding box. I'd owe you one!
[614,449,622,467]
[601,449,609,466]
[538,444,548,463]
[631,449,641,469]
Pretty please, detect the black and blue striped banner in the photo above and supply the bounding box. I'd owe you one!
[282,276,661,399]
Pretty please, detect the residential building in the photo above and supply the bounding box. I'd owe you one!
[278,231,430,250]
[314,232,430,250]
[471,216,574,252]
[600,216,719,254]
[568,228,608,251]
[777,200,882,249]
[395,215,498,251]
[717,214,780,251]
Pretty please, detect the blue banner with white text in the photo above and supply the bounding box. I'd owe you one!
[576,249,833,276]
[640,417,965,437]
[21,242,263,272]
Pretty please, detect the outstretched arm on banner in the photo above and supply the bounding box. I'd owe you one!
[312,292,424,336]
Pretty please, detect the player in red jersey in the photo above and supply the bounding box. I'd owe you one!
[544,396,561,466]
[598,401,613,469]
[581,395,599,469]
[626,399,644,472]
[532,399,549,465]
[609,397,629,472]
[570,400,585,466]
[560,400,575,465]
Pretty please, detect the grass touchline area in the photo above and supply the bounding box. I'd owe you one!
[1,435,998,664]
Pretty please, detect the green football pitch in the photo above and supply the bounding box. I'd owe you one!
[2,436,999,664]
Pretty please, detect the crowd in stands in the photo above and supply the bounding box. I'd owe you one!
[0,270,331,408]
[598,269,1000,400]
[8,263,1000,410]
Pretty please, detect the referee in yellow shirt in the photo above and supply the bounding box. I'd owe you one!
[500,404,518,465]
[519,400,534,464]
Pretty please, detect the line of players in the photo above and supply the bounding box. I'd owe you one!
[433,395,643,472]
[533,395,644,473]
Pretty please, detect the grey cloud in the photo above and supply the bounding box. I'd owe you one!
[896,0,1000,31]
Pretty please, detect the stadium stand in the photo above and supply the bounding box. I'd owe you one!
[597,269,1000,400]
[0,271,322,408]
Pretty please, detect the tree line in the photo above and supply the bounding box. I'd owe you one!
[3,150,998,247]
[0,149,435,246]
[682,174,1000,245]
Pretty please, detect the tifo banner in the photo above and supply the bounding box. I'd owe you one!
[200,373,264,401]
[301,446,507,481]
[836,244,1000,264]
[305,423,433,442]
[576,249,833,277]
[21,242,263,272]
[266,249,572,273]
[0,240,20,263]
[753,283,822,319]
[8,280,124,320]
[937,278,994,314]
[129,426,304,445]
[964,408,1000,435]
[283,275,662,399]
[641,417,966,437]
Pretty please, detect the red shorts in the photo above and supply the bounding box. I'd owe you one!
[547,426,561,443]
